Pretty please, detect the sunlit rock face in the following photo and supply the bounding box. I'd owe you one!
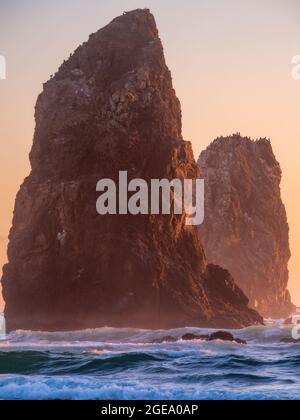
[199,134,295,318]
[1,10,262,332]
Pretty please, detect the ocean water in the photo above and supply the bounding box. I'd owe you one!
[0,314,299,400]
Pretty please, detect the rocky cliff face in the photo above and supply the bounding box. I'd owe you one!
[199,134,295,318]
[1,10,262,331]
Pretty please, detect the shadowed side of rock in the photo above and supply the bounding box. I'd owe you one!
[2,10,262,331]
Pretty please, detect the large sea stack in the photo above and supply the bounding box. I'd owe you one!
[199,134,295,318]
[1,10,262,331]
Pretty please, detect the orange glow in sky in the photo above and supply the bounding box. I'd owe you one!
[0,0,299,311]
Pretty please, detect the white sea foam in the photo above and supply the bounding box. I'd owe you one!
[0,320,299,400]
[0,375,298,401]
[0,322,295,349]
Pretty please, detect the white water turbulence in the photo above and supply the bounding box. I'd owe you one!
[0,317,299,400]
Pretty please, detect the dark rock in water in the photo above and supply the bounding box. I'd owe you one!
[198,134,295,319]
[234,338,247,345]
[182,333,209,341]
[151,336,177,344]
[209,331,235,342]
[181,330,247,344]
[280,338,300,344]
[208,331,247,345]
[1,10,263,332]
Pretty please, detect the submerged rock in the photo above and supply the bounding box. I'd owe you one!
[151,336,177,344]
[280,338,300,344]
[151,331,247,344]
[208,331,247,345]
[2,10,262,332]
[182,333,209,341]
[198,135,295,319]
[181,330,247,344]
[208,331,235,341]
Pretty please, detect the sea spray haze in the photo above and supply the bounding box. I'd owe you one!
[1,10,262,332]
[198,135,295,318]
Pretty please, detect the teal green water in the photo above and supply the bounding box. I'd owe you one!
[0,316,299,400]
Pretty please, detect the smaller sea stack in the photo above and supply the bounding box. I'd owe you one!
[198,134,295,318]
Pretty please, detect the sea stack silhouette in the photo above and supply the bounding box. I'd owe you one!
[199,134,295,318]
[1,10,262,332]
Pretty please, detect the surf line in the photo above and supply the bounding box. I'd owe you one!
[96,171,204,226]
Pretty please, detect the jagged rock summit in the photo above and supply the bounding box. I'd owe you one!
[2,10,262,331]
[198,134,295,318]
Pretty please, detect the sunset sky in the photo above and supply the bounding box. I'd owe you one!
[0,0,300,310]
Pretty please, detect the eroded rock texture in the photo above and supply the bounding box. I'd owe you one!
[1,10,262,331]
[199,134,295,318]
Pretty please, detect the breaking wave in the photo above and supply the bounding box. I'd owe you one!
[0,316,299,400]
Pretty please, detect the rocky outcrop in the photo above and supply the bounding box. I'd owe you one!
[199,134,295,318]
[1,10,262,332]
[155,330,247,344]
[207,331,247,345]
[182,333,208,341]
